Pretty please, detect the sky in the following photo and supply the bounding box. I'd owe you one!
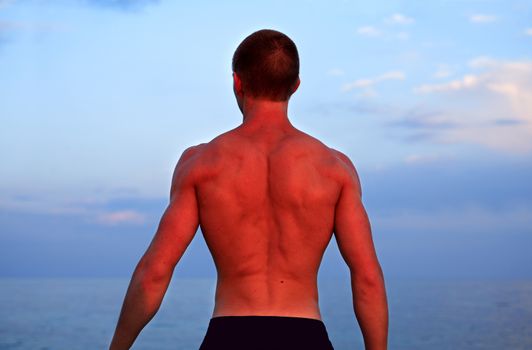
[0,0,531,280]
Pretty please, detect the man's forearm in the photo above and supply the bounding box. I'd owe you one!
[109,264,172,350]
[351,272,388,350]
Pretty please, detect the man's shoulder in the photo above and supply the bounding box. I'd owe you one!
[181,143,205,158]
[173,143,209,175]
[327,148,362,195]
[289,129,343,157]
[328,148,356,171]
[175,140,225,177]
[192,128,243,153]
[298,132,356,170]
[174,143,207,170]
[291,133,359,184]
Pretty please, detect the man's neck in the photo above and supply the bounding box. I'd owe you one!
[241,98,293,129]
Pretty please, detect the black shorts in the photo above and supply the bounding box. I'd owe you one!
[199,315,334,349]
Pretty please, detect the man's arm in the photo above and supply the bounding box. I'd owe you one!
[109,146,201,350]
[333,150,388,350]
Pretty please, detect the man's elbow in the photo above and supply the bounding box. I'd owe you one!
[351,264,386,295]
[134,259,173,290]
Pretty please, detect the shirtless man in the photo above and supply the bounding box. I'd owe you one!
[109,29,388,350]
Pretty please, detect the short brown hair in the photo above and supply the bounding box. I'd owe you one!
[232,29,300,101]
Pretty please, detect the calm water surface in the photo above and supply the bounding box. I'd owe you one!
[1,278,531,349]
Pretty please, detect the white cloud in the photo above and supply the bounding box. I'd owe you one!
[469,14,497,23]
[356,89,378,99]
[343,79,370,90]
[327,68,345,77]
[356,26,381,37]
[357,14,413,40]
[433,64,453,79]
[411,58,532,153]
[386,13,414,25]
[398,50,421,64]
[379,71,406,80]
[0,193,149,226]
[414,74,478,93]
[525,28,532,36]
[343,70,405,99]
[96,210,146,226]
[0,195,88,215]
[343,71,405,91]
[468,55,498,68]
[395,31,410,40]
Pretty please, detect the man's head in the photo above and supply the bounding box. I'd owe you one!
[232,29,300,102]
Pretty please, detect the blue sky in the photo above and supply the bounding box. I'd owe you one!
[1,0,531,279]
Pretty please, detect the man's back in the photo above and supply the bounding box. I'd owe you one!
[189,123,346,319]
[109,29,387,350]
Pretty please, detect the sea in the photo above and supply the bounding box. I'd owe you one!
[0,278,531,349]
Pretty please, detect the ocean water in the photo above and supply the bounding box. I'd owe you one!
[0,278,531,349]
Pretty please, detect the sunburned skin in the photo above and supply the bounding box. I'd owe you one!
[181,121,358,320]
[110,31,387,349]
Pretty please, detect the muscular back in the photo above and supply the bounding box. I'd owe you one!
[187,124,349,319]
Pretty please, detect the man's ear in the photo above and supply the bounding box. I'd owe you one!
[292,77,301,94]
[233,72,243,96]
